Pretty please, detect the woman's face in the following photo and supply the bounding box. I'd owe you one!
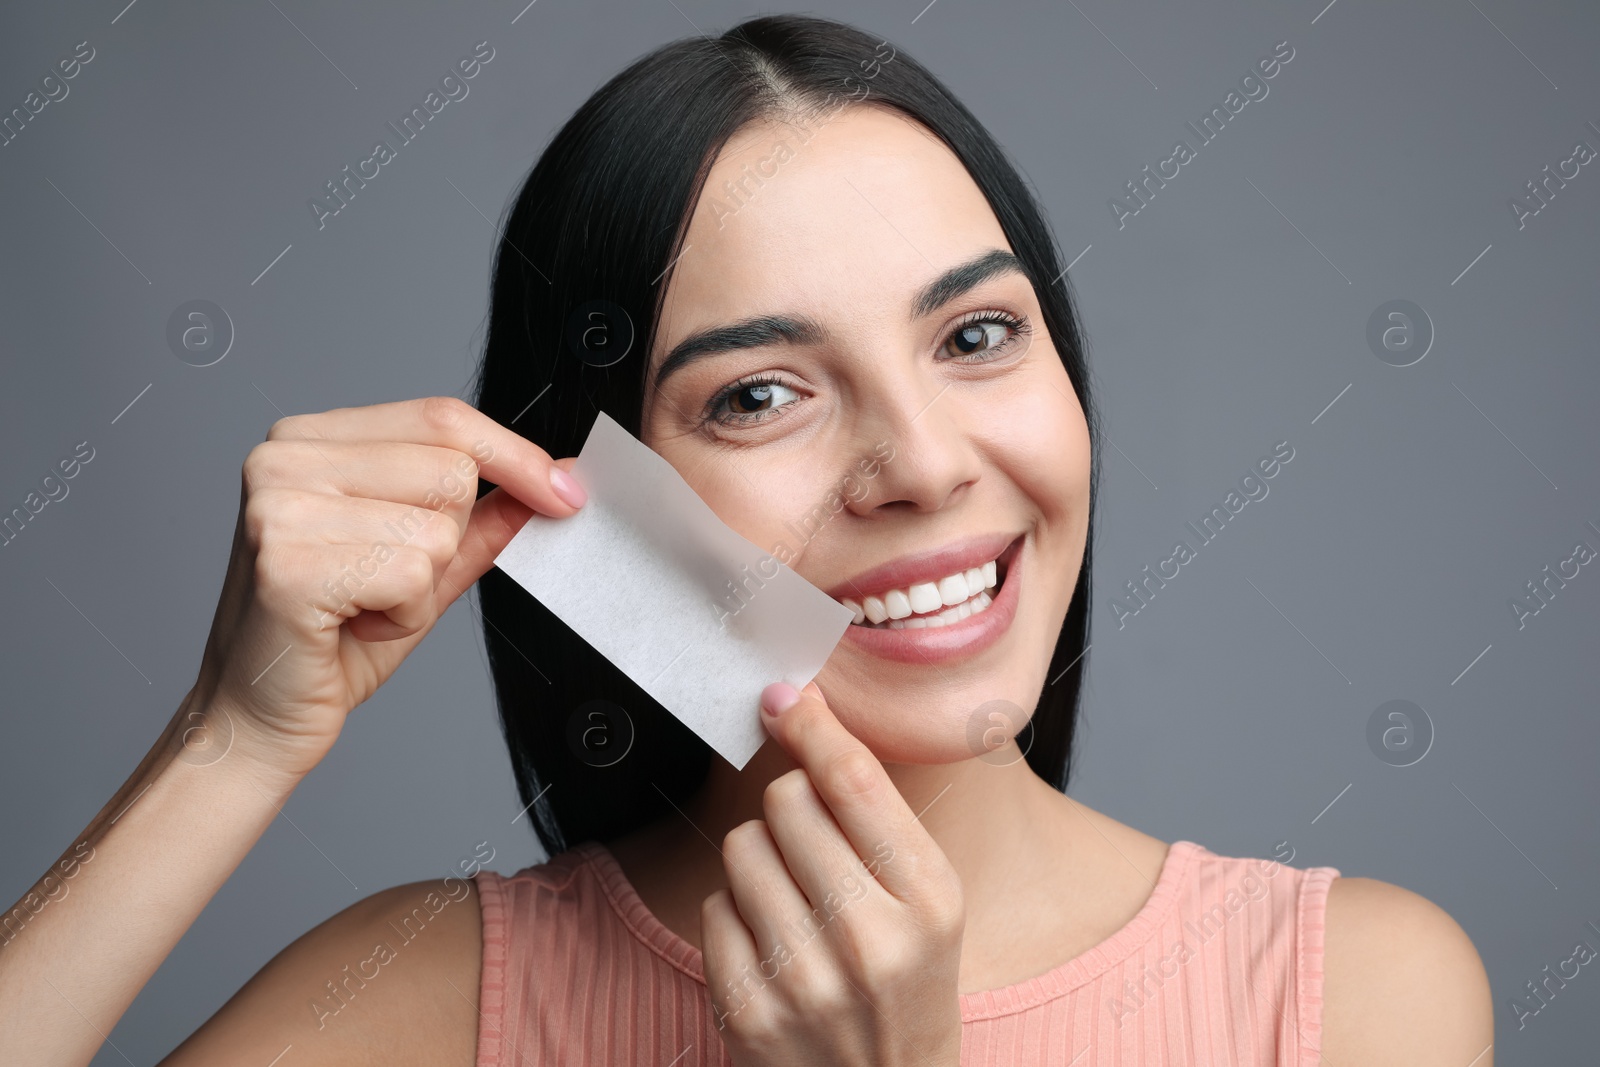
[642,104,1091,765]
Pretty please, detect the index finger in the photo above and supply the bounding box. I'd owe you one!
[759,680,935,903]
[266,395,585,518]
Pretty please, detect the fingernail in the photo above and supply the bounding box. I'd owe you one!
[549,467,587,509]
[761,682,801,717]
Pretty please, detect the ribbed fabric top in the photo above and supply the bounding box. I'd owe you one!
[474,839,1339,1065]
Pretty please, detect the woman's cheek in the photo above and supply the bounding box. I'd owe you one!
[998,371,1089,521]
[695,470,839,570]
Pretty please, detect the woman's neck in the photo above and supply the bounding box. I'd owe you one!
[604,738,1171,993]
[681,735,1054,888]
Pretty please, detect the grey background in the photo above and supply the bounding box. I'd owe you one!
[2,0,1595,1061]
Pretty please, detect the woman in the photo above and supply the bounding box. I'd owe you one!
[0,13,1492,1066]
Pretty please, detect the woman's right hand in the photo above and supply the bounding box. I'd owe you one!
[188,395,586,780]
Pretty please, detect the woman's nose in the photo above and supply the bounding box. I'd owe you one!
[843,373,984,517]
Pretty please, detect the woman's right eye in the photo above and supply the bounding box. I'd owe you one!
[703,374,802,428]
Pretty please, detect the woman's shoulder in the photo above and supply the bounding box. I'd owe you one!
[1320,875,1494,1066]
[1094,823,1493,1064]
[158,876,485,1067]
[1157,834,1494,1065]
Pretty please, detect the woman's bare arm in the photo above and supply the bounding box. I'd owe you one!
[157,875,483,1066]
[0,691,307,1066]
[0,397,582,1067]
[0,691,486,1067]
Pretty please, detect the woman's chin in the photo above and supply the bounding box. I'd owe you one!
[827,698,1037,769]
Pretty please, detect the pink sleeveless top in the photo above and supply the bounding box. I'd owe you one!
[473,839,1339,1065]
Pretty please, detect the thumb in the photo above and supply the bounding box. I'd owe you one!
[438,457,582,610]
[435,484,536,611]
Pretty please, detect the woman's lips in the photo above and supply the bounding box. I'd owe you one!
[838,533,1024,665]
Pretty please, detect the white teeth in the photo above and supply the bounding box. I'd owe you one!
[863,595,888,624]
[839,551,1008,629]
[878,590,992,629]
[909,581,943,614]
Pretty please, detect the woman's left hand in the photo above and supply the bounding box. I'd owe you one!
[701,680,965,1067]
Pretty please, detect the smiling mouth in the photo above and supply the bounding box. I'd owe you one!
[838,535,1019,630]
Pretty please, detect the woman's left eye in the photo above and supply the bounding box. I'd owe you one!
[941,311,1031,362]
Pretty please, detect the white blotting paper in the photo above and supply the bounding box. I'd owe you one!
[493,411,854,769]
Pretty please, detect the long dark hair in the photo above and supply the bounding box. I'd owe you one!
[470,12,1101,860]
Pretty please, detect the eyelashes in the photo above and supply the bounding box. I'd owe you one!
[942,308,1031,362]
[702,373,794,429]
[699,309,1033,430]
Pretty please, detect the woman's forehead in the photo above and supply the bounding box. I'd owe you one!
[653,106,1010,362]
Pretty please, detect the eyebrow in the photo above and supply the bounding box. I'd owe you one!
[650,248,1027,393]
